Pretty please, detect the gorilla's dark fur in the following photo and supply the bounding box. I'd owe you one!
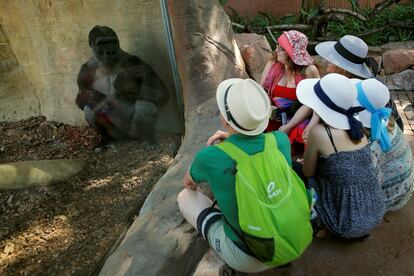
[76,26,168,143]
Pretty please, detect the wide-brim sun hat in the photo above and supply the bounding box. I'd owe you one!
[216,78,270,136]
[278,30,313,66]
[351,78,390,128]
[296,73,358,130]
[315,35,372,79]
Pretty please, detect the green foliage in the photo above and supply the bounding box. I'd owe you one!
[230,11,302,46]
[326,1,414,45]
[219,0,228,6]
[299,6,320,24]
[228,0,414,46]
[349,0,360,12]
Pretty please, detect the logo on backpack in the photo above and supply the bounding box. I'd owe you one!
[267,182,282,199]
[247,224,262,231]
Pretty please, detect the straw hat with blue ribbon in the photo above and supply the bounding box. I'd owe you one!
[352,78,392,151]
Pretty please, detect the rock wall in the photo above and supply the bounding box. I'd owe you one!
[0,26,40,121]
[99,0,247,275]
[377,42,414,92]
[234,33,272,83]
[0,0,183,133]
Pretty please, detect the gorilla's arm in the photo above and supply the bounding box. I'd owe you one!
[76,62,105,110]
[118,55,169,105]
[77,63,91,90]
[140,65,169,105]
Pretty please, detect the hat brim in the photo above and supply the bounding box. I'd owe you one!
[349,79,371,128]
[281,31,314,66]
[292,52,314,66]
[216,79,269,136]
[297,78,357,130]
[353,98,372,128]
[316,42,372,79]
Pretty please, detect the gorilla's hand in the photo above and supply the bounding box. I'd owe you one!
[76,89,105,110]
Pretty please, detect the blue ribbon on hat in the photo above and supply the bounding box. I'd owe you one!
[356,81,392,151]
[314,81,365,140]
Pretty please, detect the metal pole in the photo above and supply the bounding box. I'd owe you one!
[160,0,184,123]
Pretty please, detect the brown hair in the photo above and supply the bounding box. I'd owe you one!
[363,116,396,139]
[272,52,306,75]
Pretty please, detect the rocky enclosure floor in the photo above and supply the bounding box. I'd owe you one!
[0,116,181,275]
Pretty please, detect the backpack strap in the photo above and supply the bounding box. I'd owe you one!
[216,140,250,163]
[216,134,280,161]
[264,133,279,153]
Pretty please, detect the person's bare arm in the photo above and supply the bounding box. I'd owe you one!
[302,125,321,177]
[278,65,319,133]
[279,105,312,133]
[305,64,320,78]
[302,112,320,144]
[260,61,274,86]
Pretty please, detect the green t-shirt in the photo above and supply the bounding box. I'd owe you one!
[189,131,292,243]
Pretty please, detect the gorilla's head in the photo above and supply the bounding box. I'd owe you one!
[89,26,120,67]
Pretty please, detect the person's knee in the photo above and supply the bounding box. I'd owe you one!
[177,188,189,212]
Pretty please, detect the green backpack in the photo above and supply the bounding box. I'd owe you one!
[216,133,313,266]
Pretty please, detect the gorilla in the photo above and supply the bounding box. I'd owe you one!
[76,26,168,144]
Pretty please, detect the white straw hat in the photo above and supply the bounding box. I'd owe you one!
[315,35,372,79]
[216,78,270,136]
[296,73,359,129]
[351,78,390,128]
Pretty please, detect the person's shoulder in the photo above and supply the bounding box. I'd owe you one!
[194,144,229,161]
[308,124,329,141]
[267,131,289,147]
[266,59,277,66]
[264,60,280,71]
[304,64,320,78]
[271,131,289,141]
[309,123,325,133]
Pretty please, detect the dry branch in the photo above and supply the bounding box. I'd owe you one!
[266,26,278,44]
[368,0,402,19]
[321,8,366,21]
[311,13,346,25]
[358,21,414,37]
[266,24,314,31]
[232,22,245,29]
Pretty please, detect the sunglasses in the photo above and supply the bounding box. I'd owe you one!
[275,42,285,52]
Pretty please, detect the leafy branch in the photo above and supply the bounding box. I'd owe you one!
[368,0,402,19]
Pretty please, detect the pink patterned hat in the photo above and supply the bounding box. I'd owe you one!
[278,30,313,66]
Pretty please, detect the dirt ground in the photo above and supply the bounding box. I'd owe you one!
[254,198,414,275]
[0,116,181,275]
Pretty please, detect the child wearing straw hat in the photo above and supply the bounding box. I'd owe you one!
[352,78,414,211]
[177,78,313,272]
[297,73,385,239]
